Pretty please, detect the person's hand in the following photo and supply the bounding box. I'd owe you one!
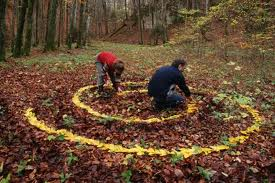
[117,87,123,92]
[186,96,193,101]
[105,79,110,85]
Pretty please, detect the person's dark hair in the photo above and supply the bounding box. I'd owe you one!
[171,59,186,68]
[114,60,124,75]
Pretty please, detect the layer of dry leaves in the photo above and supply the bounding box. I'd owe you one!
[0,62,274,182]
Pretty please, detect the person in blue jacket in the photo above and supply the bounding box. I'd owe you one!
[148,59,191,109]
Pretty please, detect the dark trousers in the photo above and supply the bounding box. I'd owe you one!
[153,91,184,109]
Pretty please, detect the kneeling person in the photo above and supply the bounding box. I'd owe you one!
[148,59,191,109]
[95,51,124,93]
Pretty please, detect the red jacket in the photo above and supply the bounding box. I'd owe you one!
[96,52,118,70]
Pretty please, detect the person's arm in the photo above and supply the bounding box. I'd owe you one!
[102,64,109,83]
[176,73,191,97]
[108,71,121,91]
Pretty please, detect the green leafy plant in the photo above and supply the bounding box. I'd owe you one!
[47,134,65,141]
[67,151,78,166]
[17,160,29,176]
[121,169,132,183]
[41,98,53,107]
[97,116,115,125]
[197,166,213,181]
[60,172,71,183]
[212,111,223,121]
[232,93,253,105]
[75,141,87,150]
[261,103,272,111]
[62,115,75,128]
[170,153,184,165]
[56,134,65,141]
[0,173,11,183]
[212,93,227,104]
[47,135,56,141]
[140,138,149,148]
[0,161,3,173]
[152,159,161,165]
[0,105,6,116]
[220,135,230,146]
[122,154,136,165]
[192,145,202,154]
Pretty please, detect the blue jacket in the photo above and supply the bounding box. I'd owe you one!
[148,66,191,98]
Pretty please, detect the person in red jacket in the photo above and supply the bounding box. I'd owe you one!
[95,51,125,93]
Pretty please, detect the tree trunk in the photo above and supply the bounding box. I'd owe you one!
[24,0,35,56]
[125,0,128,20]
[205,0,209,14]
[137,0,143,44]
[44,0,59,51]
[112,0,117,31]
[192,0,195,9]
[65,1,69,45]
[162,0,168,43]
[13,0,28,57]
[102,0,108,35]
[44,0,51,44]
[11,0,17,51]
[83,1,90,46]
[40,0,45,45]
[77,0,85,48]
[151,0,155,28]
[58,0,64,47]
[132,0,138,22]
[0,0,8,61]
[34,0,39,46]
[67,0,76,49]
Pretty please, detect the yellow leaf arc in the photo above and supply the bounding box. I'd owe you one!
[72,82,198,123]
[24,83,263,158]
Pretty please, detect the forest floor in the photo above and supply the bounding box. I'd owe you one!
[0,41,274,182]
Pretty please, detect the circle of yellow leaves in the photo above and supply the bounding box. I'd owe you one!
[25,82,263,158]
[72,82,198,123]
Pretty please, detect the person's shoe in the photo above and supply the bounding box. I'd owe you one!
[151,100,164,111]
[100,92,111,98]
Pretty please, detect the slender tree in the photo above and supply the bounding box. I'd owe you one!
[77,0,85,48]
[58,0,64,47]
[125,0,128,20]
[0,0,8,61]
[11,0,17,51]
[13,0,28,57]
[102,0,108,35]
[34,0,39,46]
[44,0,59,51]
[65,0,69,42]
[137,0,143,44]
[67,0,77,49]
[205,0,209,14]
[83,0,90,46]
[24,0,35,56]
